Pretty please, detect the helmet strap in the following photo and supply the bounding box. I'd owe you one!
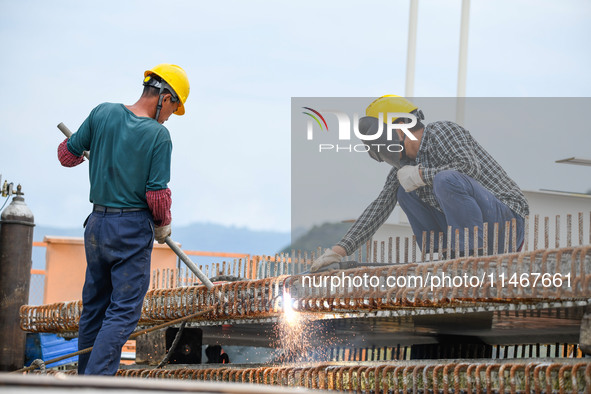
[145,75,176,121]
[154,88,165,121]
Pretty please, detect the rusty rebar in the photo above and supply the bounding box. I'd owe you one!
[534,214,539,250]
[20,246,591,333]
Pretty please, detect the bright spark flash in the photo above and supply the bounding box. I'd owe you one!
[282,290,299,326]
[275,289,338,362]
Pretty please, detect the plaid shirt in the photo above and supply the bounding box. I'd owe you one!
[337,120,529,256]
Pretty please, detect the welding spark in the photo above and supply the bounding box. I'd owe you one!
[276,290,338,363]
[282,290,299,326]
[276,289,310,362]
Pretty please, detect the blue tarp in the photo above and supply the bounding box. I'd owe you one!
[25,333,78,368]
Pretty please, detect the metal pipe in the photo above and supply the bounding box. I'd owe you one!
[57,122,213,291]
[165,237,214,290]
[57,123,89,160]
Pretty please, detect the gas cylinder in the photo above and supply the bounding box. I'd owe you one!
[0,185,35,371]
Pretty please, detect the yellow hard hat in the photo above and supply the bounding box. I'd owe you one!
[144,64,190,116]
[366,95,418,123]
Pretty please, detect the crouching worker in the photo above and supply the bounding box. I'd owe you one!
[311,95,528,272]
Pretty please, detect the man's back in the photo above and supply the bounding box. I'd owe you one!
[67,103,172,209]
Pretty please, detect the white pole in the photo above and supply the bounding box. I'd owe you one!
[456,0,470,125]
[405,0,419,97]
[457,0,470,97]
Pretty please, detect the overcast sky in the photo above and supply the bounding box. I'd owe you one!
[0,0,589,232]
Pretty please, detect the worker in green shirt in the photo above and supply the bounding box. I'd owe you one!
[58,64,190,375]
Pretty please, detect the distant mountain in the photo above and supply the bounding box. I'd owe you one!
[279,222,350,254]
[34,222,291,256]
[172,222,290,255]
[34,226,84,241]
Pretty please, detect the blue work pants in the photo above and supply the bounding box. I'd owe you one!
[77,210,154,375]
[397,170,524,255]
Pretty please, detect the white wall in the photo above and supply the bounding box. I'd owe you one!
[522,190,591,250]
[357,190,591,261]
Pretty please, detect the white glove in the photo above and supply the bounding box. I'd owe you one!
[397,165,426,192]
[154,224,171,244]
[310,248,343,273]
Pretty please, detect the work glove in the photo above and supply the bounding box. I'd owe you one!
[154,224,171,244]
[397,165,426,192]
[310,248,343,273]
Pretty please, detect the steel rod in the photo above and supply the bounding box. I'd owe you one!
[14,307,215,373]
[58,122,214,292]
[57,122,89,160]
